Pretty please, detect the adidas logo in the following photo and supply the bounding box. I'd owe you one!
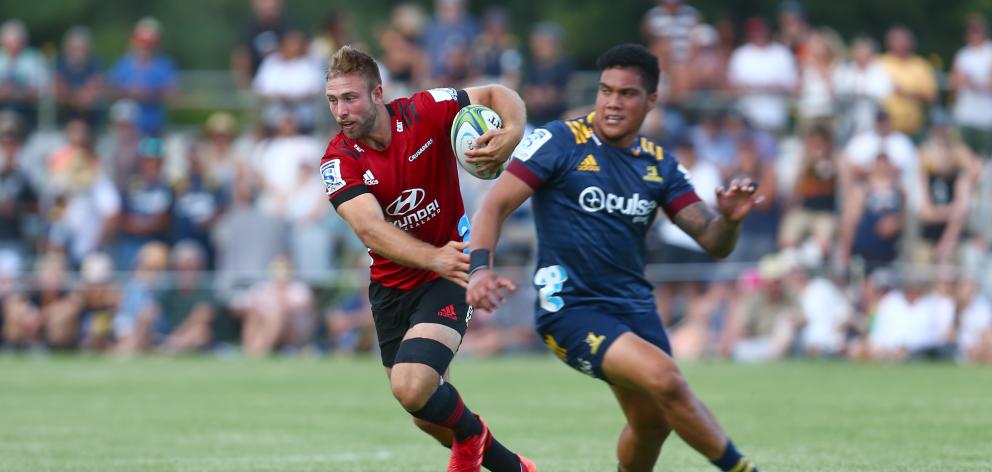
[437,304,458,321]
[577,154,600,172]
[363,170,378,185]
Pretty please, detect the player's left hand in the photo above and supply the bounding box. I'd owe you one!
[715,177,763,224]
[466,269,517,311]
[464,126,522,175]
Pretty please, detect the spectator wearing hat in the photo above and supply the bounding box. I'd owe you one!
[115,137,173,271]
[728,17,798,133]
[0,111,38,262]
[195,112,250,196]
[722,252,803,362]
[522,22,572,126]
[108,17,177,136]
[54,26,104,127]
[950,14,992,158]
[0,20,48,129]
[97,100,142,189]
[877,26,936,137]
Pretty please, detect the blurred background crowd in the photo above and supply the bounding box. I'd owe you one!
[1,0,991,364]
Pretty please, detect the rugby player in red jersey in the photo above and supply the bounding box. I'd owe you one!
[322,45,536,472]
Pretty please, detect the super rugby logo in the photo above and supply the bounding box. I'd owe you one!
[578,186,657,224]
[387,188,441,230]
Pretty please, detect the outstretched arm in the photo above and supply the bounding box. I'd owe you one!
[337,193,470,287]
[673,177,760,259]
[466,172,535,309]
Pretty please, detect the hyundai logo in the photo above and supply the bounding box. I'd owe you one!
[387,188,426,216]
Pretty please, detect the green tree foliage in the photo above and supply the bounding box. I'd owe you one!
[1,0,989,69]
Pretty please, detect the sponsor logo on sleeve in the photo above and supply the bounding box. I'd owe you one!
[427,87,458,102]
[512,128,552,162]
[320,159,345,195]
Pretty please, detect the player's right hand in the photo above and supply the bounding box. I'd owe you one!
[430,241,471,288]
[466,269,517,311]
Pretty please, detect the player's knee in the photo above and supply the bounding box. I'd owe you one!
[390,371,435,411]
[645,367,688,402]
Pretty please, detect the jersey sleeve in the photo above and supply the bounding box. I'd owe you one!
[657,151,702,219]
[411,88,471,132]
[320,153,368,209]
[505,122,570,190]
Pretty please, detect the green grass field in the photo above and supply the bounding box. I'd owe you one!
[1,355,990,471]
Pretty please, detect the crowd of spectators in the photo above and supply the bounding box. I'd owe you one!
[0,0,991,364]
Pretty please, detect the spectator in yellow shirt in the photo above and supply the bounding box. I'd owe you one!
[878,26,936,137]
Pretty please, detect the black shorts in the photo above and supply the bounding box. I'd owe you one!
[369,278,471,367]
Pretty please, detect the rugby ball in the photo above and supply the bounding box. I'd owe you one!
[451,104,503,180]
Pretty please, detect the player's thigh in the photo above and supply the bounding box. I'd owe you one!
[408,278,471,351]
[611,384,672,439]
[536,309,636,381]
[602,331,685,399]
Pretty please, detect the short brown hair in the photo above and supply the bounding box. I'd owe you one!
[327,45,381,90]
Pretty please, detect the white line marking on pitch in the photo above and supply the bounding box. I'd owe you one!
[110,450,394,468]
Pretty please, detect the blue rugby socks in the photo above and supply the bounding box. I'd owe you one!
[711,440,759,472]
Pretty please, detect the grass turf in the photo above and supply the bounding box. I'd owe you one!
[0,355,989,471]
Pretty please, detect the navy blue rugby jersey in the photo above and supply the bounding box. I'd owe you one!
[505,113,701,318]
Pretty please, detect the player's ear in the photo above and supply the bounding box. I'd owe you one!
[645,89,658,111]
[371,82,384,104]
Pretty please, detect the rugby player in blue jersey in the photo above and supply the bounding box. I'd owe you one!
[467,44,762,472]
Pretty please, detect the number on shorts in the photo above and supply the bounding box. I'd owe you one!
[534,265,568,312]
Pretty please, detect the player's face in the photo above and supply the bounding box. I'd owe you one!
[593,67,657,145]
[326,74,382,140]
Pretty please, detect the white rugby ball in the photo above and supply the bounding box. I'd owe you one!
[451,104,503,180]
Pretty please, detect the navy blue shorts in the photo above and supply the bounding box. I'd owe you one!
[535,308,671,382]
